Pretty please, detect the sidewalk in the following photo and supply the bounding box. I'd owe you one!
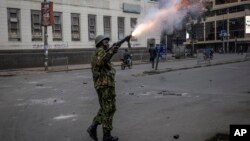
[144,53,250,75]
[0,53,249,77]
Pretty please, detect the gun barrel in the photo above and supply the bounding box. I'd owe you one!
[106,35,132,52]
[114,35,132,47]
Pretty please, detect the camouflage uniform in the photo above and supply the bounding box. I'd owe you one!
[91,46,117,131]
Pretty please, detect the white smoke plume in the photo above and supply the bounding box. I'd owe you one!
[132,0,212,37]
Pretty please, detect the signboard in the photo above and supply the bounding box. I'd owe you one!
[41,2,54,26]
[219,30,226,37]
[123,3,141,14]
[155,44,167,56]
[246,16,250,34]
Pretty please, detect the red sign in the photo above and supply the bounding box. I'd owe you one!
[41,2,54,26]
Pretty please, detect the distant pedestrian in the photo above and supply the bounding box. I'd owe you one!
[148,46,157,68]
[210,48,214,59]
[238,45,243,55]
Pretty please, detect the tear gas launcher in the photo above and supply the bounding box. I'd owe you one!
[106,35,132,52]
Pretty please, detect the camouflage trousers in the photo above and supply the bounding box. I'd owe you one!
[93,86,116,131]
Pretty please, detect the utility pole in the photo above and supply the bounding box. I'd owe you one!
[191,23,195,56]
[44,0,48,71]
[41,0,54,71]
[223,34,225,54]
[235,38,237,53]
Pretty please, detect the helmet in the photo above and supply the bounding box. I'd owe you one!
[95,35,110,47]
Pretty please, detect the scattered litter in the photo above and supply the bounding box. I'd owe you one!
[53,114,77,120]
[36,83,44,87]
[129,93,134,95]
[30,98,64,105]
[173,134,180,139]
[139,92,151,96]
[158,90,188,96]
[181,93,188,96]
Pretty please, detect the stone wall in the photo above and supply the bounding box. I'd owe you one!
[0,48,149,69]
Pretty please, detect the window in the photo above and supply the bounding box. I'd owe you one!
[215,0,237,5]
[205,22,215,41]
[236,5,245,12]
[31,10,42,41]
[194,23,204,41]
[71,13,80,41]
[52,12,63,41]
[229,5,245,13]
[7,8,21,41]
[118,17,125,40]
[216,20,227,40]
[130,18,137,41]
[205,10,215,17]
[229,17,244,39]
[131,18,137,28]
[229,6,237,13]
[216,8,228,16]
[103,16,111,39]
[88,14,96,40]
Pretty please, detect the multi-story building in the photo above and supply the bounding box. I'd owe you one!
[0,0,160,69]
[185,0,250,53]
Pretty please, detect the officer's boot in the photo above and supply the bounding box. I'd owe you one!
[103,129,118,141]
[87,122,99,141]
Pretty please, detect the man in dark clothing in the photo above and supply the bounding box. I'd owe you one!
[87,35,119,141]
[123,49,131,60]
[149,46,157,68]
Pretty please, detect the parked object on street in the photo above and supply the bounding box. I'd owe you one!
[121,58,132,70]
[121,49,133,70]
[172,44,185,59]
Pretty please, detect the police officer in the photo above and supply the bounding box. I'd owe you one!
[87,35,119,141]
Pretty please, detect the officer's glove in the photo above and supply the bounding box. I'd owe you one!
[113,46,119,53]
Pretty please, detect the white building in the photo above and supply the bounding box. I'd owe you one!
[0,0,161,69]
[0,0,161,50]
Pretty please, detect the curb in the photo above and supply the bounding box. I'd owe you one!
[0,57,247,77]
[143,58,250,75]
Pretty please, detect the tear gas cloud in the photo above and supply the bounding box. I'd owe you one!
[132,0,212,37]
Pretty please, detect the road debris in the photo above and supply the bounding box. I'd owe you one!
[173,134,180,139]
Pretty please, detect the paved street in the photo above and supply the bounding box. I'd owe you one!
[0,54,250,141]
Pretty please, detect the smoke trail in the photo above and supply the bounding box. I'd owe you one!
[132,0,212,37]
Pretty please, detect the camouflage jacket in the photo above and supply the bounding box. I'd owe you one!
[91,46,117,89]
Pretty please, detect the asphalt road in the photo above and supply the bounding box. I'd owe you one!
[0,60,250,141]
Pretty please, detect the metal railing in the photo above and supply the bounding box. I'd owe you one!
[50,57,69,71]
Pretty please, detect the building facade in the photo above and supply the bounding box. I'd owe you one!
[0,0,160,69]
[185,0,250,53]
